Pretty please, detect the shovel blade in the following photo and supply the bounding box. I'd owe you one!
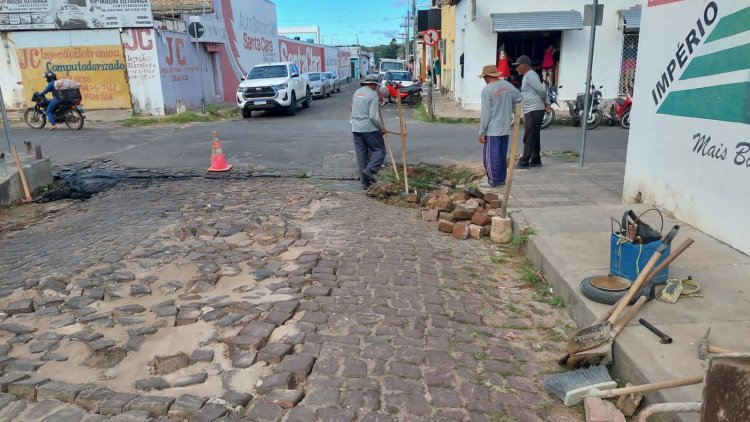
[567,322,614,354]
[566,340,614,369]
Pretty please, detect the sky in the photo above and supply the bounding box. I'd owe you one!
[274,0,414,47]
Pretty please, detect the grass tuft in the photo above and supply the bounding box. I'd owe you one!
[122,109,239,127]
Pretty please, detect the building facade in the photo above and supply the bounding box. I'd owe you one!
[1,0,349,115]
[439,3,457,95]
[450,0,642,110]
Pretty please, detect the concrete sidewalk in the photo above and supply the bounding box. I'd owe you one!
[505,160,749,420]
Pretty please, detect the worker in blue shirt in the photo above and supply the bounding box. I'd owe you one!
[39,70,60,130]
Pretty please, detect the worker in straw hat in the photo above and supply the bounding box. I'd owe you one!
[478,64,522,188]
[350,74,387,190]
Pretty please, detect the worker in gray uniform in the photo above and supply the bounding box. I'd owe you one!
[350,74,387,190]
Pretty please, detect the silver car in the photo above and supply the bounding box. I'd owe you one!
[304,72,331,99]
[322,72,341,93]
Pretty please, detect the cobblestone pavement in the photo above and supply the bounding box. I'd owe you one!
[0,178,581,421]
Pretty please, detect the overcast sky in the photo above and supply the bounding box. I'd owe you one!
[275,0,414,46]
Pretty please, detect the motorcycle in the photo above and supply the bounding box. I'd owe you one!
[24,91,85,130]
[569,84,604,130]
[379,81,422,108]
[606,86,633,129]
[541,85,562,130]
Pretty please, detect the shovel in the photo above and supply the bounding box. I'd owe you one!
[567,225,680,354]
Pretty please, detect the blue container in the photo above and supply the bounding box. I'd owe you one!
[610,234,671,284]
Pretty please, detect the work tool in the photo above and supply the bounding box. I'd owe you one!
[500,103,522,219]
[698,327,738,360]
[396,96,409,192]
[378,106,400,181]
[639,318,673,344]
[560,236,694,366]
[11,145,32,202]
[565,296,647,368]
[546,366,703,407]
[567,225,680,354]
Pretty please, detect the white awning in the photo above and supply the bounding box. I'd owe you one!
[619,7,642,30]
[491,11,584,32]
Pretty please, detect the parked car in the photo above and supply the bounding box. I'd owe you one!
[305,72,331,99]
[237,62,311,118]
[382,70,416,88]
[55,4,88,29]
[322,72,341,93]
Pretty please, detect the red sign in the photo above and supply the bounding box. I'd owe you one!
[423,28,440,46]
[648,0,685,7]
[279,39,323,73]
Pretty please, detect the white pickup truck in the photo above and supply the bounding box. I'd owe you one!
[237,62,312,118]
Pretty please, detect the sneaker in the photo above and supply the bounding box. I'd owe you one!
[362,168,377,183]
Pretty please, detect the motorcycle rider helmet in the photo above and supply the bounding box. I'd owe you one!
[43,70,57,83]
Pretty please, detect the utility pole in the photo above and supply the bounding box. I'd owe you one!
[404,11,410,62]
[413,0,418,79]
[579,0,599,167]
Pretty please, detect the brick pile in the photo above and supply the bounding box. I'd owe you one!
[418,187,505,242]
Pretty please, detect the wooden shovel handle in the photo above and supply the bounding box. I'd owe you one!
[596,376,703,398]
[612,296,647,335]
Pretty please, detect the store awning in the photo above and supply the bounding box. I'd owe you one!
[619,7,642,30]
[491,11,583,32]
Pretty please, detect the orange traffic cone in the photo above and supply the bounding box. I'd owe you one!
[207,130,233,172]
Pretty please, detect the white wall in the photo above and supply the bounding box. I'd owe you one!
[0,34,24,109]
[624,0,750,255]
[458,0,641,110]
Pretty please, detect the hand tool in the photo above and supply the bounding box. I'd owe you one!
[639,318,673,344]
[11,145,32,202]
[698,327,738,360]
[378,106,400,181]
[567,226,680,354]
[396,96,409,192]
[500,103,522,219]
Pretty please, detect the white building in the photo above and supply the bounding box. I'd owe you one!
[453,0,642,110]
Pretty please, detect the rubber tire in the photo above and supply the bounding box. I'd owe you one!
[64,108,84,130]
[24,109,47,129]
[326,87,331,98]
[286,93,297,116]
[407,95,422,108]
[242,108,252,118]
[579,276,649,305]
[621,111,631,129]
[302,89,312,109]
[586,109,603,130]
[573,118,581,127]
[541,109,555,130]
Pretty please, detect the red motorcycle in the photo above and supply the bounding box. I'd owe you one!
[607,86,633,129]
[379,81,422,108]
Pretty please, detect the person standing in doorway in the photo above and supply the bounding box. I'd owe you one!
[478,65,522,188]
[433,58,441,87]
[513,55,550,168]
[350,75,387,190]
[542,44,557,85]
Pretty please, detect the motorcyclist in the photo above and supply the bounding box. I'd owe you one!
[39,70,59,130]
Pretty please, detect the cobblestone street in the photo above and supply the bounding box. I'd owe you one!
[0,178,581,421]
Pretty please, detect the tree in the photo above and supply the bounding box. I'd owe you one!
[367,38,404,61]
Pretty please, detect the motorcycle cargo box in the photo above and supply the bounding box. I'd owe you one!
[59,88,82,102]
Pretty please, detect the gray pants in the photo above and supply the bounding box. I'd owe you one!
[352,131,386,183]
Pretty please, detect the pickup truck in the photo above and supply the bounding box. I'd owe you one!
[237,62,312,118]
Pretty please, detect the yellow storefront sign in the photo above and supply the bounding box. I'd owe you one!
[17,45,133,109]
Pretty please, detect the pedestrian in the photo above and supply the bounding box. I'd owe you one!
[478,64,522,188]
[433,58,441,87]
[350,74,387,190]
[513,55,551,168]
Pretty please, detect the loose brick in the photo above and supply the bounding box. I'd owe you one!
[470,212,492,226]
[421,209,439,221]
[438,220,455,234]
[452,221,470,240]
[468,224,487,239]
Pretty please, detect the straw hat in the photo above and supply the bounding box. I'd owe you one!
[478,64,503,78]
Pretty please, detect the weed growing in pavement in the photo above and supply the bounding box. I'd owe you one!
[473,351,488,361]
[415,103,480,124]
[295,171,308,179]
[378,163,479,192]
[542,150,580,162]
[121,109,239,127]
[468,328,492,338]
[521,260,565,308]
[490,255,507,265]
[488,414,514,422]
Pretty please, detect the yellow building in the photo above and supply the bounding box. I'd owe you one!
[439,1,459,94]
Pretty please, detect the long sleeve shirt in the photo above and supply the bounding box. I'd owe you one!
[350,86,382,133]
[479,80,522,137]
[520,70,549,115]
[40,81,59,100]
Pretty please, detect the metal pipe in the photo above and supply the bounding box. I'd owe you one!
[579,0,599,167]
[636,402,702,422]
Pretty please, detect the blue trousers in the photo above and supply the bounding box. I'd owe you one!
[46,98,60,125]
[353,131,386,184]
[483,135,509,186]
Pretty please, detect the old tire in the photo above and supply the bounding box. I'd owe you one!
[580,276,649,305]
[286,93,297,116]
[24,109,47,129]
[302,89,312,109]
